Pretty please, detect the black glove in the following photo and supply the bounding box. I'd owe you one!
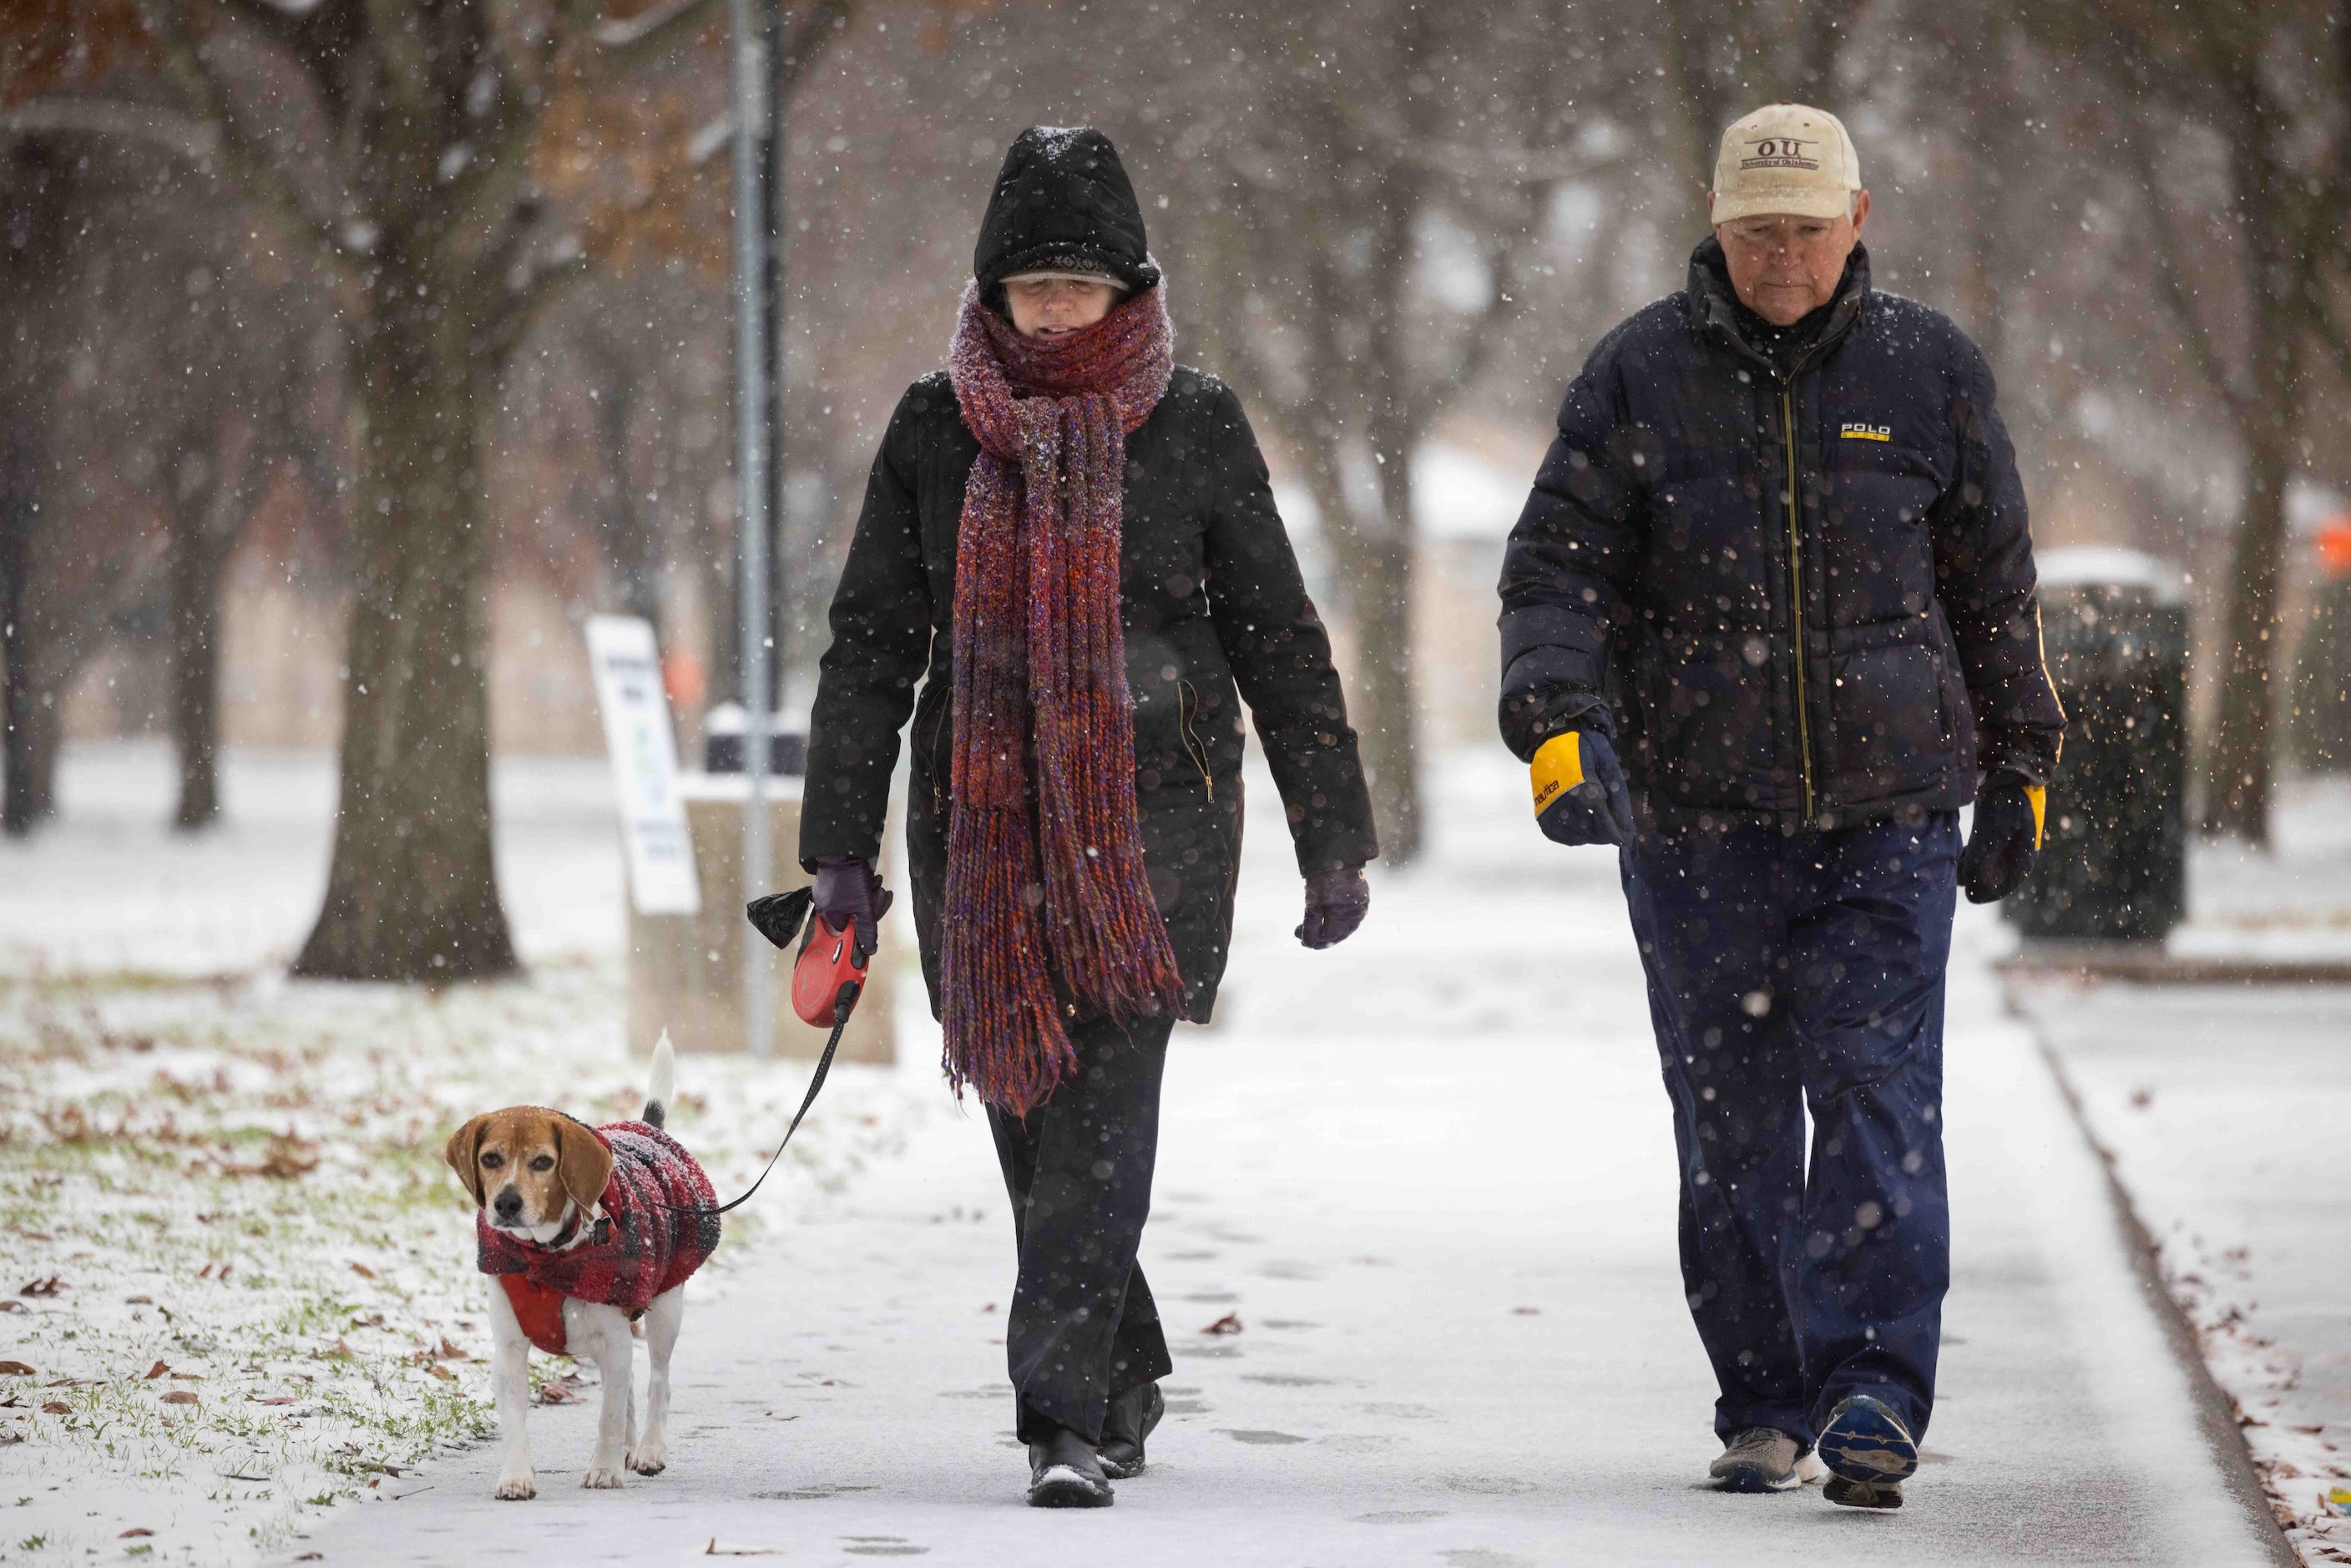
[1530,730,1634,847]
[1297,865,1370,949]
[1958,776,2045,904]
[811,854,893,965]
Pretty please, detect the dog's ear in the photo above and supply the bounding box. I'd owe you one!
[444,1115,491,1207]
[553,1118,614,1218]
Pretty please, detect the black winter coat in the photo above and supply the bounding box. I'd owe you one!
[800,365,1378,1023]
[1498,240,2065,829]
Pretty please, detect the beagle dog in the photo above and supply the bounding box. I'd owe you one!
[444,1034,720,1500]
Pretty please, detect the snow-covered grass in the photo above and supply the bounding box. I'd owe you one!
[0,744,926,1565]
[2007,775,2351,1566]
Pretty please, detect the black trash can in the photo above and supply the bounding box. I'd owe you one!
[701,702,808,777]
[2004,550,2189,943]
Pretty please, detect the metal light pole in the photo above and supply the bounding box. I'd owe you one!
[728,0,781,1057]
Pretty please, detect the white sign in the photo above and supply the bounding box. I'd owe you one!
[586,615,701,915]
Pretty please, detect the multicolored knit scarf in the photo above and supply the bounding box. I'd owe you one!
[942,281,1186,1114]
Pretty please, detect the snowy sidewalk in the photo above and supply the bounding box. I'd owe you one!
[293,753,2286,1567]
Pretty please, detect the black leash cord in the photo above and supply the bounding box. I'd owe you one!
[648,980,857,1219]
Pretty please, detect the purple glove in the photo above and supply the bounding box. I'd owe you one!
[1297,865,1369,949]
[811,855,893,965]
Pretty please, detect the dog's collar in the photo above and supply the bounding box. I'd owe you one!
[508,1206,612,1254]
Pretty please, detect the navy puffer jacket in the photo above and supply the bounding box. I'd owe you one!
[1498,239,2064,830]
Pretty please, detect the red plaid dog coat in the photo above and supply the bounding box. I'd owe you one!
[476,1118,720,1356]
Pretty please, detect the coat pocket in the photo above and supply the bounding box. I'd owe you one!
[1828,620,1952,797]
[1645,630,1777,807]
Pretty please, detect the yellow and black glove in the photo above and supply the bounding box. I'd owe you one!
[1529,730,1636,847]
[1958,776,2046,904]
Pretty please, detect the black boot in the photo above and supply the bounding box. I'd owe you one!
[1097,1383,1164,1479]
[1025,1424,1114,1508]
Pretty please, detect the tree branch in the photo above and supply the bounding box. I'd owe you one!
[2308,288,2351,391]
[591,0,725,71]
[0,97,220,164]
[129,0,356,274]
[776,0,852,99]
[2128,122,2247,411]
[485,241,591,364]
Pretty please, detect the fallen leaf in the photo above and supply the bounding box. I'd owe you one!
[0,1301,23,1313]
[426,1364,454,1381]
[0,1362,33,1377]
[296,1555,323,1562]
[159,1390,199,1405]
[41,1401,69,1414]
[255,1396,299,1406]
[124,1296,152,1306]
[705,1542,781,1557]
[169,1372,203,1382]
[19,1277,63,1297]
[320,1339,356,1362]
[534,1382,580,1404]
[435,1338,468,1361]
[144,1361,171,1380]
[1512,1306,1541,1316]
[1201,1313,1243,1336]
[349,1263,376,1280]
[119,1529,153,1540]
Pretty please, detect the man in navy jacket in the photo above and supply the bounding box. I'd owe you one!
[1497,104,2064,1510]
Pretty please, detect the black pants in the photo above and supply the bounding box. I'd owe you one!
[987,1013,1176,1444]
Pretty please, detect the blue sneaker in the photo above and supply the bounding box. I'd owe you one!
[1817,1393,1916,1510]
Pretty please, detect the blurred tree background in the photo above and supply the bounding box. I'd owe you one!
[6,0,2351,977]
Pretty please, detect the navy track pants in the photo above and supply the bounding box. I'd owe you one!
[1622,812,1958,1446]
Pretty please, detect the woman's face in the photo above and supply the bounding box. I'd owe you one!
[1004,276,1120,338]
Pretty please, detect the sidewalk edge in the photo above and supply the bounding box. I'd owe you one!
[2030,1032,2302,1568]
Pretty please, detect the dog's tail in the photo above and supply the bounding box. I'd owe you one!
[644,1029,677,1129]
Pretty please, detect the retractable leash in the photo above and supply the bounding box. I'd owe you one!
[646,888,872,1219]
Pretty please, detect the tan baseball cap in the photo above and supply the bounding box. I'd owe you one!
[1711,104,1862,225]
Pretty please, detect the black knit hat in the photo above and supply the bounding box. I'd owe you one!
[973,127,1160,308]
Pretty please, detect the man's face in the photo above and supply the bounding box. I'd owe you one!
[1710,190,1871,327]
[1004,276,1119,338]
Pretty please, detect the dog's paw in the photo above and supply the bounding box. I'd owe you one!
[582,1464,626,1490]
[626,1438,667,1475]
[494,1472,537,1501]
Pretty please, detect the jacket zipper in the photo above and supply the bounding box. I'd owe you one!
[1779,381,1817,822]
[1178,680,1216,802]
[923,701,950,812]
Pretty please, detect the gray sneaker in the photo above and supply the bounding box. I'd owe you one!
[1709,1427,1806,1493]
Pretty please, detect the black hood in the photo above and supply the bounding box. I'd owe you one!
[973,127,1160,307]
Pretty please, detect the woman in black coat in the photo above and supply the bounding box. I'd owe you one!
[796,126,1378,1506]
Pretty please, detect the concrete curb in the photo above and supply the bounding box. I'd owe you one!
[2028,1026,2303,1567]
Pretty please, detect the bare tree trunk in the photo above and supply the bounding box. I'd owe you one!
[2199,127,2314,846]
[2206,417,2290,842]
[169,518,224,829]
[296,262,518,980]
[1,415,43,836]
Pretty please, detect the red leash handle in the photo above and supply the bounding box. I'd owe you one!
[791,912,870,1029]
